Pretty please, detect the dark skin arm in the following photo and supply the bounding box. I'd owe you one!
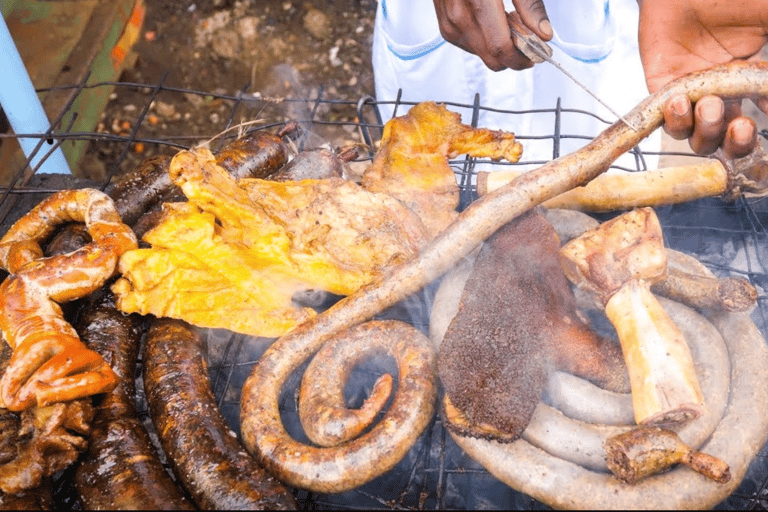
[432,0,768,158]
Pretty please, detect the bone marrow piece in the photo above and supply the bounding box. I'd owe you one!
[559,208,705,425]
[651,267,757,313]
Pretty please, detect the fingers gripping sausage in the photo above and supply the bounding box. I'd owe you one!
[143,318,298,510]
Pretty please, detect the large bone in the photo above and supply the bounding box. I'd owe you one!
[559,208,705,425]
[240,63,768,487]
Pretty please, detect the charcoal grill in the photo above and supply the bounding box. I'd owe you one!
[1,77,767,510]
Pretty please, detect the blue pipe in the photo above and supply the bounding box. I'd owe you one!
[0,13,71,174]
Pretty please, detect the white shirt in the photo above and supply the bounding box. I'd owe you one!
[372,0,661,172]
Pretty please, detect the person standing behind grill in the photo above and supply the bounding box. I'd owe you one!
[372,0,768,169]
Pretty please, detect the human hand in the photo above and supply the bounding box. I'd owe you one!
[638,0,768,159]
[432,0,553,71]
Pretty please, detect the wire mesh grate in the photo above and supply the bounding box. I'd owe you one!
[1,77,767,509]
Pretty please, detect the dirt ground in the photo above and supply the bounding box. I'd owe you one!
[89,0,378,178]
[78,0,768,178]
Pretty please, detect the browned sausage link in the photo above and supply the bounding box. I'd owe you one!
[0,347,50,511]
[105,130,289,230]
[298,320,434,449]
[44,223,91,257]
[106,155,173,227]
[143,318,298,510]
[651,267,757,312]
[253,320,438,493]
[216,131,292,180]
[73,290,194,510]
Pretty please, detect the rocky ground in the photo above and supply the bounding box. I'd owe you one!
[83,0,768,179]
[87,0,378,179]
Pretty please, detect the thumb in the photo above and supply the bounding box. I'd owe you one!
[511,0,552,41]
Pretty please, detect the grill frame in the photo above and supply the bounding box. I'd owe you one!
[1,78,767,509]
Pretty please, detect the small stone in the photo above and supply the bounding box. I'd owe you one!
[303,8,330,40]
[184,93,205,108]
[154,101,177,118]
[237,16,260,45]
[329,46,342,67]
[211,29,241,60]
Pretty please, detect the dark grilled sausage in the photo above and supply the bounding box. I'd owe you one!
[73,290,194,510]
[107,130,290,228]
[143,318,298,510]
[216,131,292,180]
[0,346,50,511]
[106,155,172,227]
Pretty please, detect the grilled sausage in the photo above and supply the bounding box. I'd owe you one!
[73,290,194,510]
[0,344,51,510]
[241,320,438,494]
[215,131,292,180]
[298,320,436,449]
[106,155,172,227]
[143,317,298,510]
[106,130,291,229]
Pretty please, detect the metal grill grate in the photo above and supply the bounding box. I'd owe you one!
[2,78,768,510]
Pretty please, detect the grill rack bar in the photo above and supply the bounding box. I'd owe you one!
[0,77,767,509]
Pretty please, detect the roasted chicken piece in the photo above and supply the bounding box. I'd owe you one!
[113,148,428,337]
[362,101,523,239]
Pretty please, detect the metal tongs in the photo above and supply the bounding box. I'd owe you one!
[508,14,639,132]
